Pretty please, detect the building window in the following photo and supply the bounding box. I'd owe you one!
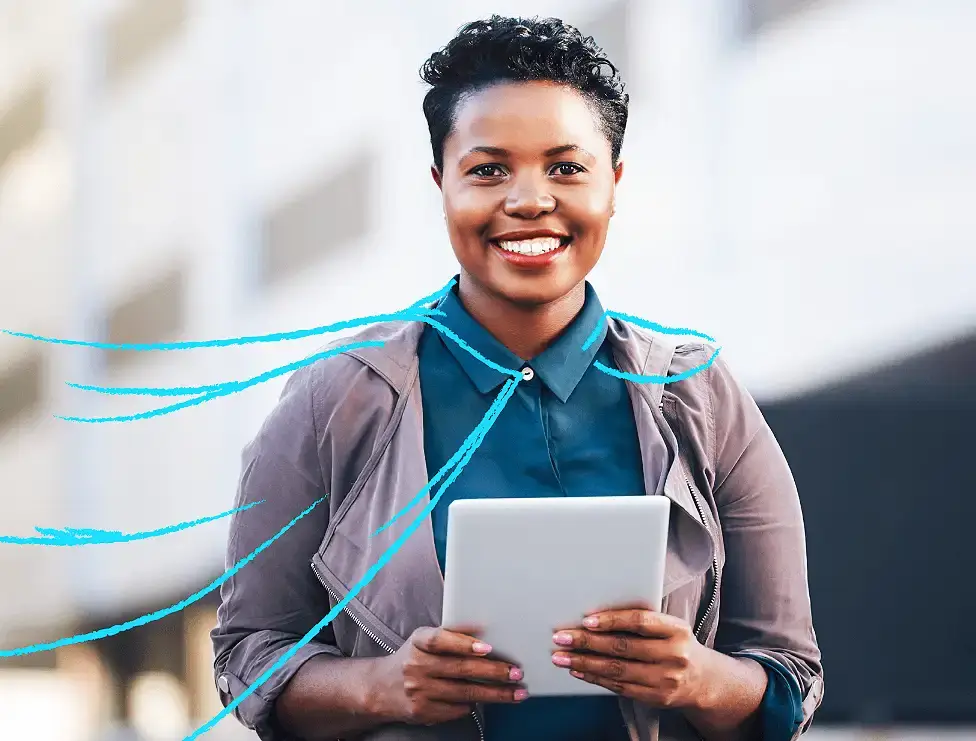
[105,0,188,85]
[104,266,186,369]
[0,82,46,173]
[259,152,374,289]
[0,350,44,433]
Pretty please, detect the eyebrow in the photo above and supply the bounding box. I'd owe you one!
[460,144,597,160]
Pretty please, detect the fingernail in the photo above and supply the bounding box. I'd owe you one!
[570,670,584,679]
[582,616,599,628]
[509,667,523,681]
[514,689,529,702]
[472,641,492,654]
[552,632,573,646]
[551,653,572,667]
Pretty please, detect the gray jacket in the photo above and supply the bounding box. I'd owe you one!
[211,317,824,741]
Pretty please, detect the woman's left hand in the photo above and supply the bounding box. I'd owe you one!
[550,607,713,710]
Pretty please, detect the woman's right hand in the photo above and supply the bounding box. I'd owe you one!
[371,626,528,726]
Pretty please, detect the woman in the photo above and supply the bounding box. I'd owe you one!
[212,16,823,741]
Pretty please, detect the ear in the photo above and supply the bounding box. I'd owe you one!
[613,160,624,186]
[611,160,624,215]
[431,165,443,191]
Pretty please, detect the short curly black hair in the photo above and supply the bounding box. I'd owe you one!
[420,15,629,172]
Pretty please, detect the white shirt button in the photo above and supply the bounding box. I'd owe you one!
[217,675,230,693]
[521,367,535,381]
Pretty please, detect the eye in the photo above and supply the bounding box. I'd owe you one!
[550,162,585,177]
[469,164,506,178]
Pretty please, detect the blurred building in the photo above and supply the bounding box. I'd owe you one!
[0,0,973,738]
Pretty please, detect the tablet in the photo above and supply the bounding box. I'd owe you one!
[441,495,671,696]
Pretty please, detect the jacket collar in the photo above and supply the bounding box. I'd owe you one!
[333,309,651,395]
[423,282,610,403]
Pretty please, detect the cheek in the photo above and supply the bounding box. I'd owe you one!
[445,189,497,234]
[561,177,614,223]
[580,185,615,220]
[564,191,614,242]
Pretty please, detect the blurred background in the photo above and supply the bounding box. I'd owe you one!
[1,0,974,738]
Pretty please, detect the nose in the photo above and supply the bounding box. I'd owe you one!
[503,173,556,219]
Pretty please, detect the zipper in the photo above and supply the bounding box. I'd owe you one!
[684,474,720,641]
[312,562,485,741]
[315,563,399,654]
[659,401,720,642]
[658,400,713,741]
[471,707,485,741]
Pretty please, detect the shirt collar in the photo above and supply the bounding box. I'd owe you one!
[432,278,608,404]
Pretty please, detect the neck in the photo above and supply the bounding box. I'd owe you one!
[456,273,587,360]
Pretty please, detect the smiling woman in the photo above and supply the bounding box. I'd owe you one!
[433,82,619,335]
[424,19,627,357]
[211,15,823,741]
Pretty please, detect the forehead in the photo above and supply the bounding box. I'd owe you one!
[446,81,608,158]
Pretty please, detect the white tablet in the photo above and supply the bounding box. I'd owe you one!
[441,495,671,696]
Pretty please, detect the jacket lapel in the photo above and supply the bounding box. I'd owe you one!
[318,321,445,645]
[606,319,714,596]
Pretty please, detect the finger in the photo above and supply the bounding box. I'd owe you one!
[583,599,656,614]
[413,627,493,657]
[552,630,663,663]
[551,651,648,684]
[582,609,684,637]
[419,700,476,726]
[427,654,524,685]
[440,623,485,638]
[424,677,530,705]
[567,669,652,703]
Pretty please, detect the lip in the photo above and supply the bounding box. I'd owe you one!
[488,236,571,270]
[488,229,571,243]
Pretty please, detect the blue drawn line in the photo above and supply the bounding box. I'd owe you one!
[405,277,456,310]
[36,527,121,537]
[371,365,519,537]
[56,340,386,422]
[184,376,520,741]
[369,314,525,537]
[594,345,723,385]
[0,501,264,546]
[419,316,523,379]
[67,379,246,398]
[606,310,717,344]
[63,309,712,403]
[1,311,422,352]
[65,339,386,398]
[581,310,717,352]
[0,498,324,658]
[0,278,454,352]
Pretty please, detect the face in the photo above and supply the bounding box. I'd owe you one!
[433,81,623,308]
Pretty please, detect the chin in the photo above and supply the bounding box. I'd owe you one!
[482,267,584,309]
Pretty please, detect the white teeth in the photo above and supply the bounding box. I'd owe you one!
[496,237,564,255]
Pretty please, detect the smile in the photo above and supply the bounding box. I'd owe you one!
[492,236,571,256]
[495,236,562,255]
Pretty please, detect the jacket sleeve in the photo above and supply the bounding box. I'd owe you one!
[210,364,343,741]
[705,352,825,738]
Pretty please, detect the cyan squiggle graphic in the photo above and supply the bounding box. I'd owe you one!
[0,501,264,546]
[0,497,324,657]
[0,277,723,741]
[0,279,455,352]
[56,340,387,422]
[594,345,723,385]
[581,309,717,352]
